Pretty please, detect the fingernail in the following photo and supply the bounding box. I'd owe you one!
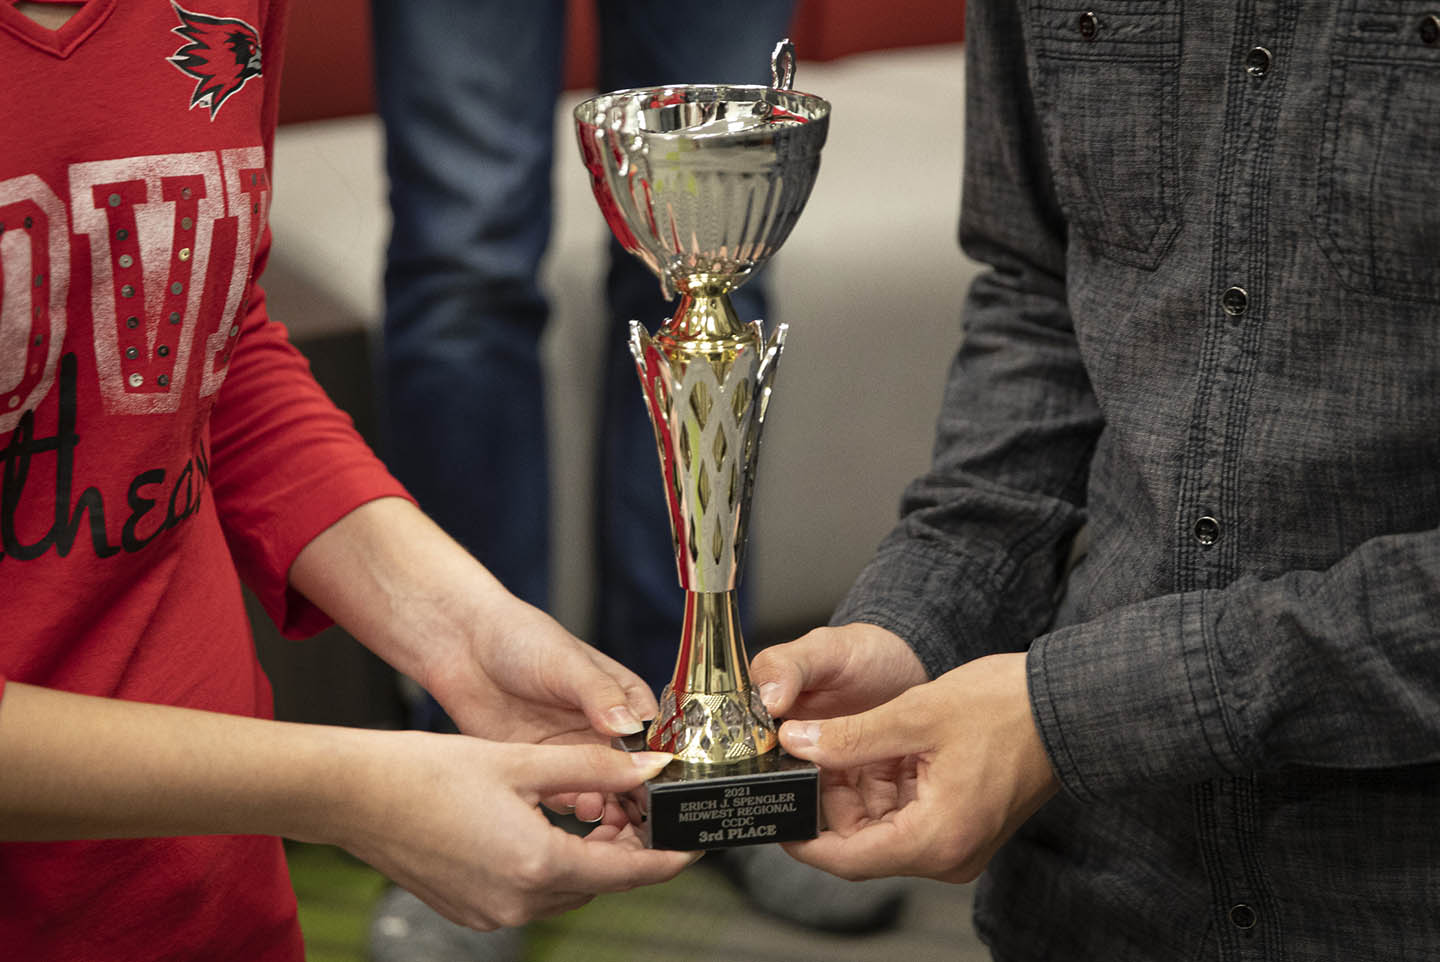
[783,721,819,750]
[633,751,673,773]
[758,682,781,712]
[578,810,603,824]
[606,706,644,735]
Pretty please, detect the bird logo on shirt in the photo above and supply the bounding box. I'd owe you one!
[167,2,262,119]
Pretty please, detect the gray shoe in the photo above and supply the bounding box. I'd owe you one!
[716,843,908,933]
[369,886,526,962]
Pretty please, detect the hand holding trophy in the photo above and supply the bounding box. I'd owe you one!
[573,41,831,850]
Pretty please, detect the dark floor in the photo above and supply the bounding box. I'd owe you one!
[288,841,989,962]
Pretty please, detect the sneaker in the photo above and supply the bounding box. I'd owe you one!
[715,844,908,933]
[369,885,525,962]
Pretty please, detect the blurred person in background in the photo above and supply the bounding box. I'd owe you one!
[368,0,910,957]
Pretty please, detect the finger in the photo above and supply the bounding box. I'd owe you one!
[593,820,708,862]
[498,890,597,926]
[584,822,625,843]
[572,791,607,824]
[540,791,580,815]
[582,647,663,726]
[778,692,935,769]
[749,627,850,716]
[597,795,633,829]
[510,743,673,798]
[546,830,699,892]
[541,648,650,737]
[783,818,929,881]
[603,656,662,725]
[815,780,870,835]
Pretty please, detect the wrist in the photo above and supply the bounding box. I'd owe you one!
[274,723,387,846]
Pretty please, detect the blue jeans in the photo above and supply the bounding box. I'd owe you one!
[371,0,797,719]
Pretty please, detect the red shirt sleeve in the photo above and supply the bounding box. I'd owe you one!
[204,6,410,638]
[207,244,411,637]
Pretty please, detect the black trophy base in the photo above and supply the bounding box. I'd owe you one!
[614,732,819,850]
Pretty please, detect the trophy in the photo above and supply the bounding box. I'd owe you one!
[574,40,830,850]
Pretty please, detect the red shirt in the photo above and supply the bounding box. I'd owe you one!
[0,1,407,957]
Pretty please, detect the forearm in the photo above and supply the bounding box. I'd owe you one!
[834,0,1097,675]
[287,496,515,695]
[0,681,372,843]
[0,681,694,927]
[1032,527,1440,801]
[286,494,653,754]
[832,264,1099,676]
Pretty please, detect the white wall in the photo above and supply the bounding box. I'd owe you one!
[268,43,980,641]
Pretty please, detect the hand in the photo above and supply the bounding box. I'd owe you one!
[428,593,655,747]
[290,499,664,820]
[336,733,698,930]
[289,499,660,810]
[775,652,1058,883]
[426,596,666,823]
[749,622,929,721]
[0,683,695,925]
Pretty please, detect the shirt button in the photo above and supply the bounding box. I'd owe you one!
[1193,516,1221,546]
[1222,286,1249,317]
[1245,46,1272,76]
[1421,15,1440,45]
[1078,10,1099,39]
[1229,903,1258,929]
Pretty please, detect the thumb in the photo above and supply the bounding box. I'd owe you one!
[749,627,848,717]
[510,743,673,799]
[778,695,931,769]
[545,647,651,738]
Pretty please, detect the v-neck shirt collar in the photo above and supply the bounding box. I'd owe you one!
[0,0,116,57]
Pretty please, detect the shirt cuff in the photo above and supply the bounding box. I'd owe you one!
[831,539,1004,680]
[1027,588,1247,802]
[235,481,413,639]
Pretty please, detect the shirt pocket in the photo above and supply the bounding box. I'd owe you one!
[1025,0,1184,269]
[1314,4,1440,304]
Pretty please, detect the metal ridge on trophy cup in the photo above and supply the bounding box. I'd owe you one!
[574,40,830,849]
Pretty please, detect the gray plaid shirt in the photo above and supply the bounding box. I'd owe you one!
[834,0,1440,958]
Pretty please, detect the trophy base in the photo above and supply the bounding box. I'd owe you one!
[613,732,819,850]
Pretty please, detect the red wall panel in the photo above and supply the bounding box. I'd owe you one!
[278,0,963,125]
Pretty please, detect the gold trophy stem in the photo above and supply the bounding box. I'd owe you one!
[658,290,752,354]
[648,587,777,761]
[674,592,745,694]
